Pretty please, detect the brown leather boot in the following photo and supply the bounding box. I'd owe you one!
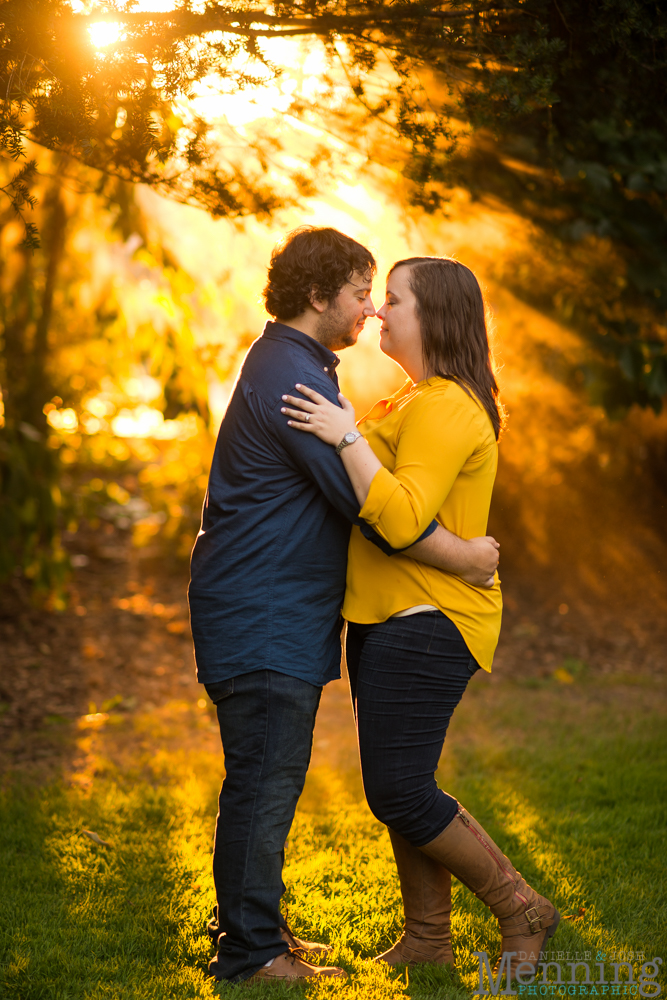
[375,828,454,967]
[245,951,347,983]
[420,805,560,974]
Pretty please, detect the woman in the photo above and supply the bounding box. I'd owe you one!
[280,257,560,972]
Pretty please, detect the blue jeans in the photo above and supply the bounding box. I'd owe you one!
[346,611,478,847]
[205,670,322,983]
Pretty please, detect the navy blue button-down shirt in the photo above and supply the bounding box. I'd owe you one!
[188,321,435,688]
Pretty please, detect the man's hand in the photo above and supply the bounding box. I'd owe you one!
[456,536,500,589]
[403,527,499,589]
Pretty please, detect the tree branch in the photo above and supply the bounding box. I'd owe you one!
[75,3,516,35]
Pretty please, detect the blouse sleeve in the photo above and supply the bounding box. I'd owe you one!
[359,388,482,549]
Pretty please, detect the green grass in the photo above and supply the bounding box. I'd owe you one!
[0,682,665,1000]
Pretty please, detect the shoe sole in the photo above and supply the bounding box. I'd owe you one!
[245,972,347,985]
[539,910,561,959]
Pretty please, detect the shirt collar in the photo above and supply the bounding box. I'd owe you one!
[262,321,340,375]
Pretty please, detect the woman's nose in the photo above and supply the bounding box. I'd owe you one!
[376,302,387,320]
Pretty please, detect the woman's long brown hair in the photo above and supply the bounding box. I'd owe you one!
[389,256,505,440]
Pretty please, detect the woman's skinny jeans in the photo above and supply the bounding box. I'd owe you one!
[346,611,479,847]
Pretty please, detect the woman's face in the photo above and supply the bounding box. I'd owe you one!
[376,266,426,382]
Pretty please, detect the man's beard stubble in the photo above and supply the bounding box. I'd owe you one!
[315,301,358,351]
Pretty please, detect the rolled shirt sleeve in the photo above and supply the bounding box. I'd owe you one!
[359,390,480,549]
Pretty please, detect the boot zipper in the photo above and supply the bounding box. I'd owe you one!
[458,809,529,905]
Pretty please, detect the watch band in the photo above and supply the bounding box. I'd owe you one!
[335,431,363,456]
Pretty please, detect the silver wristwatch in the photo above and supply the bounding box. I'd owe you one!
[336,431,363,456]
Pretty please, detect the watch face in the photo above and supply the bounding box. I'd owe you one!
[345,432,357,443]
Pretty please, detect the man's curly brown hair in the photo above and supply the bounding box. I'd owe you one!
[263,226,376,321]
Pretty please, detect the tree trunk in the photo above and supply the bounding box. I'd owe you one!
[0,173,69,590]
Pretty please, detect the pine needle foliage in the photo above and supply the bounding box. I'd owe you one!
[0,1,665,405]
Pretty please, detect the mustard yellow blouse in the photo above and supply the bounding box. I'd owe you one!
[342,377,503,672]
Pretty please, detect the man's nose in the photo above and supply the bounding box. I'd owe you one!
[364,297,376,317]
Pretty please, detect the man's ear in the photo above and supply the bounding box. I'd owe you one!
[308,285,328,315]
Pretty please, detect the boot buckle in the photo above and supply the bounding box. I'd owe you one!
[526,907,543,933]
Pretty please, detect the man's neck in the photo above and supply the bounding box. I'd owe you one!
[274,312,346,354]
[279,311,320,341]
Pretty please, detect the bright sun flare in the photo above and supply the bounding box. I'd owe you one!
[88,22,122,48]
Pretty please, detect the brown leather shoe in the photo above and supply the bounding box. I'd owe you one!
[375,828,454,967]
[281,921,332,958]
[420,805,560,974]
[245,950,347,983]
[207,908,331,958]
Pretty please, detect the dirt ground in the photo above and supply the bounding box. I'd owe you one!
[1,518,665,778]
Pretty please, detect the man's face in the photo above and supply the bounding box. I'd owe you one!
[314,272,376,351]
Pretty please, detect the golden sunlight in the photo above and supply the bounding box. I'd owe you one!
[88,21,122,48]
[85,0,177,47]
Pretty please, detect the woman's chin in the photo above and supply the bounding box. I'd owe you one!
[379,340,396,363]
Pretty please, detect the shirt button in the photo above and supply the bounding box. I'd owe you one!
[323,366,328,372]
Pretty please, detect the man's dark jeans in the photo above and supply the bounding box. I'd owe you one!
[204,670,322,983]
[346,611,478,848]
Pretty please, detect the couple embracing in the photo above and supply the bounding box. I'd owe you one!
[188,226,560,985]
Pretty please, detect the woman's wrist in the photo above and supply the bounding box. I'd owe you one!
[336,430,364,456]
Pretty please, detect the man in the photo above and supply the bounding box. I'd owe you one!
[188,226,499,985]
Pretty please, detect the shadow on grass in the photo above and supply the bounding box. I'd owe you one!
[0,682,665,999]
[0,777,219,999]
[438,679,667,983]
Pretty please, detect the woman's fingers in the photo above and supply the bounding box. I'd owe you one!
[282,384,356,447]
[286,419,315,432]
[294,383,327,404]
[281,393,316,412]
[281,406,313,421]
